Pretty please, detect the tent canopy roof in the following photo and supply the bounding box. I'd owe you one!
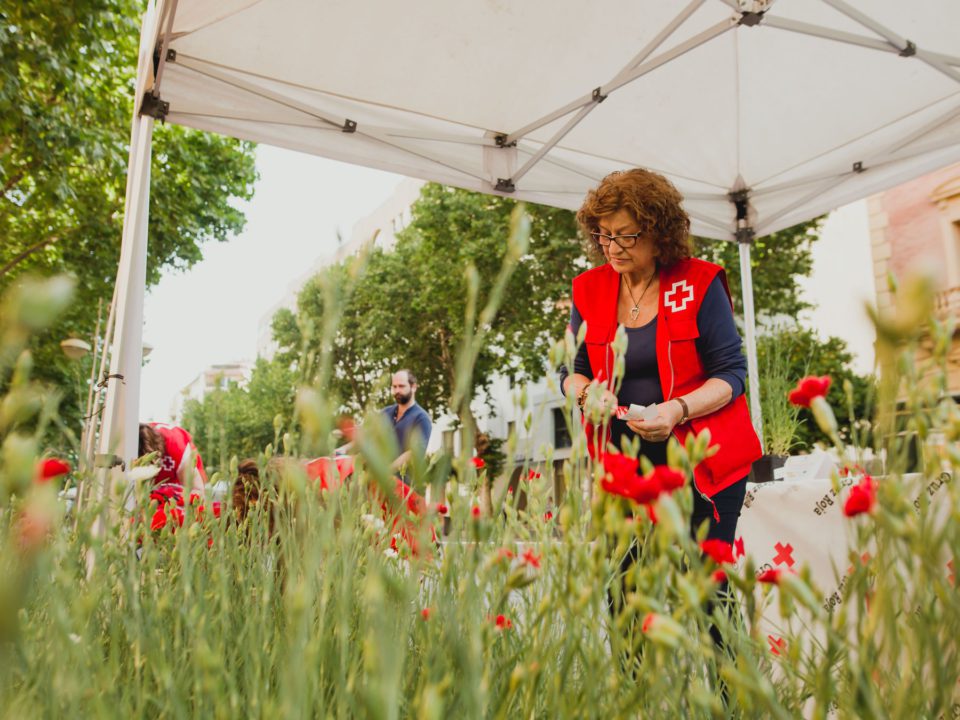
[151,0,960,239]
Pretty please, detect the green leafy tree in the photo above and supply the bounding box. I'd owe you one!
[276,184,585,431]
[181,358,297,471]
[693,218,824,319]
[0,1,258,449]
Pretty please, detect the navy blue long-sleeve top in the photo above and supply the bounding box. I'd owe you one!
[559,275,746,463]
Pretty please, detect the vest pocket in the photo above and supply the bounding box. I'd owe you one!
[666,317,700,341]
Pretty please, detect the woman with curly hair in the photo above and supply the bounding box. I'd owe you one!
[561,167,761,547]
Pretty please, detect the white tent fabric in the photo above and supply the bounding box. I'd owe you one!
[96,0,960,486]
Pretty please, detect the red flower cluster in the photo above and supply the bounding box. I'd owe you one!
[757,568,783,584]
[543,511,553,522]
[787,376,831,407]
[600,455,686,505]
[435,503,449,516]
[701,539,735,564]
[147,484,221,538]
[521,548,541,569]
[527,469,541,481]
[494,614,513,631]
[843,475,877,517]
[36,458,70,483]
[471,457,486,470]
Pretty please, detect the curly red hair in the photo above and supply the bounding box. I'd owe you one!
[576,168,691,267]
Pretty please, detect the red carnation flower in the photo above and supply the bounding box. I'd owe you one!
[701,539,735,564]
[471,457,486,469]
[787,375,832,407]
[712,569,728,584]
[843,475,877,517]
[494,614,513,631]
[421,608,431,621]
[521,548,541,569]
[757,568,782,584]
[436,503,449,516]
[543,511,553,521]
[600,453,662,504]
[151,508,168,532]
[649,465,685,493]
[36,458,71,483]
[471,505,481,518]
[527,469,541,481]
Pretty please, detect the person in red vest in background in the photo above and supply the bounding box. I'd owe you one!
[138,422,207,496]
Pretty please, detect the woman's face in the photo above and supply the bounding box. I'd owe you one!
[596,208,658,276]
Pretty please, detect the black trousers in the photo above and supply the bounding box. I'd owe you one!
[609,477,748,650]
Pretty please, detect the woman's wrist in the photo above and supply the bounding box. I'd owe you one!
[673,396,690,424]
[576,382,590,410]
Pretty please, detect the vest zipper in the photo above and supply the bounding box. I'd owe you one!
[668,332,718,521]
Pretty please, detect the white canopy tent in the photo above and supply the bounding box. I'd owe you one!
[97,0,960,480]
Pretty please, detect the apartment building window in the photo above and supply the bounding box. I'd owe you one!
[552,408,571,449]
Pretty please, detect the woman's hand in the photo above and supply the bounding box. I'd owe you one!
[626,400,684,443]
[580,381,619,417]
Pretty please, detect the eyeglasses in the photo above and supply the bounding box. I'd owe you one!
[589,231,643,249]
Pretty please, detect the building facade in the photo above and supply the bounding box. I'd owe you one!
[867,162,960,398]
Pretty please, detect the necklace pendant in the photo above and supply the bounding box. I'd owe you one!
[630,306,640,321]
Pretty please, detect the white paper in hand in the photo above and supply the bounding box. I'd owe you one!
[616,403,660,422]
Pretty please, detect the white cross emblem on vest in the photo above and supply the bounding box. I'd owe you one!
[664,280,694,313]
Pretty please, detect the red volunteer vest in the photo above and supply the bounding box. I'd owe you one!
[150,422,208,487]
[571,258,761,497]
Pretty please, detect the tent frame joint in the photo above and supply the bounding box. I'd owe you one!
[342,119,358,133]
[592,87,607,103]
[495,178,516,193]
[494,134,517,148]
[853,161,866,173]
[738,11,765,27]
[140,92,169,122]
[899,40,917,57]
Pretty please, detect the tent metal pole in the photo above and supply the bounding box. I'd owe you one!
[731,188,763,444]
[821,0,960,85]
[174,55,487,182]
[505,0,706,145]
[89,2,160,548]
[738,237,763,446]
[92,112,154,519]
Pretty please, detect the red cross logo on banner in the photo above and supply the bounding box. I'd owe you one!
[767,635,786,656]
[773,542,795,568]
[664,280,694,312]
[734,536,745,559]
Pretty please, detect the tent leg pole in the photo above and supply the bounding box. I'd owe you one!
[90,111,155,540]
[738,239,764,448]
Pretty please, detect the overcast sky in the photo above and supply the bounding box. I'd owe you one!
[140,145,403,420]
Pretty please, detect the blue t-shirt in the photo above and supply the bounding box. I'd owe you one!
[381,402,432,457]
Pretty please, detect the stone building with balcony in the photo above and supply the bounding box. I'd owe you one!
[867,163,960,399]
